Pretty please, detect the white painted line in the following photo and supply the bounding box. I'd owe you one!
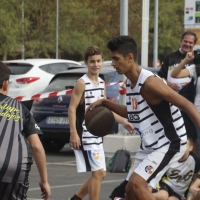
[28,179,124,191]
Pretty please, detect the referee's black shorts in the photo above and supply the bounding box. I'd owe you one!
[0,181,29,200]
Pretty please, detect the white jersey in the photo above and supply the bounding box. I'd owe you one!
[160,152,200,197]
[80,74,105,150]
[126,69,187,152]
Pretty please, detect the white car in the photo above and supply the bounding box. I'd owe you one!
[3,58,83,109]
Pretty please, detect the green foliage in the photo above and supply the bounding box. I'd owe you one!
[0,0,187,61]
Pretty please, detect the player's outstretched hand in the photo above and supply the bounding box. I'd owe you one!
[39,181,51,200]
[85,99,104,115]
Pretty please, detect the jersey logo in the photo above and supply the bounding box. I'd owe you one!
[169,169,193,182]
[145,165,154,174]
[35,124,40,130]
[129,114,140,121]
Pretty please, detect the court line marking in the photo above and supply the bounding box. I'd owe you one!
[28,179,124,191]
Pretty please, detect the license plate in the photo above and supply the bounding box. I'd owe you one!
[46,117,69,125]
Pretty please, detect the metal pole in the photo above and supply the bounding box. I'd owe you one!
[141,0,150,67]
[56,0,59,59]
[153,0,158,68]
[119,0,128,135]
[22,1,25,59]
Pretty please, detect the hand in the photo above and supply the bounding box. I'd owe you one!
[121,121,135,134]
[70,132,81,150]
[39,181,51,200]
[185,51,194,62]
[190,187,200,197]
[85,99,104,115]
[167,82,180,92]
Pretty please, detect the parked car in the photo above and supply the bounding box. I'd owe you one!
[31,66,159,152]
[3,59,84,110]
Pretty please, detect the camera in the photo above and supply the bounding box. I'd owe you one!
[194,50,200,64]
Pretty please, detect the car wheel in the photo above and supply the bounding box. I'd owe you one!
[41,139,66,152]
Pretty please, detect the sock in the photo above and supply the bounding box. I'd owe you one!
[69,194,82,200]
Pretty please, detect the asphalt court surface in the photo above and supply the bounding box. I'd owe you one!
[27,144,126,200]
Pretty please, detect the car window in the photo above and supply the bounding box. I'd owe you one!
[44,74,83,92]
[67,63,81,68]
[39,64,49,72]
[4,63,33,75]
[47,63,68,74]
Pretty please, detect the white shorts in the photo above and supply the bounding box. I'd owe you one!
[126,148,185,188]
[74,149,106,172]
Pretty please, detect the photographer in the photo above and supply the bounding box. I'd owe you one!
[171,50,200,156]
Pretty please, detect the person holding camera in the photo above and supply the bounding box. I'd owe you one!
[171,50,200,156]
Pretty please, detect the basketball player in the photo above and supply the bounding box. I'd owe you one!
[68,45,134,200]
[0,62,51,199]
[86,36,200,200]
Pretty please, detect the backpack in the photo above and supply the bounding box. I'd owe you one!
[108,149,131,173]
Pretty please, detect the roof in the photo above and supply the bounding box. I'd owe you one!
[3,58,82,65]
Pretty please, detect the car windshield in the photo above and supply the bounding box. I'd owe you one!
[5,63,33,75]
[45,74,82,92]
[44,71,118,92]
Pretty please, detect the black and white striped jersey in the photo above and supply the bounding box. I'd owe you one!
[0,94,43,183]
[159,152,200,198]
[80,74,104,150]
[126,69,187,152]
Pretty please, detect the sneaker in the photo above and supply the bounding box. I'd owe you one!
[114,197,125,200]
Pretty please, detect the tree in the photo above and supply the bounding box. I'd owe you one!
[0,0,22,60]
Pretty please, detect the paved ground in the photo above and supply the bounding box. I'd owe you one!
[27,144,126,200]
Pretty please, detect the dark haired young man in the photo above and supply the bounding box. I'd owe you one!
[0,62,51,199]
[86,36,200,200]
[68,45,134,200]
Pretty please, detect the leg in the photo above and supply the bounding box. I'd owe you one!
[88,169,106,200]
[125,172,156,200]
[192,139,199,155]
[152,190,169,200]
[168,197,179,200]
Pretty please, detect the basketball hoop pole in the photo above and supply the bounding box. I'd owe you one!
[119,0,128,135]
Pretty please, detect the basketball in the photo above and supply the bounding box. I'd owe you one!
[85,106,115,137]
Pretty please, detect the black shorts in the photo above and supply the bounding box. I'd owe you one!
[0,181,29,200]
[158,181,182,200]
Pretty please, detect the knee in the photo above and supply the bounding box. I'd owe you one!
[125,180,139,195]
[92,169,106,180]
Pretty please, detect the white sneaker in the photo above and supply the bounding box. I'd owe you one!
[114,197,125,200]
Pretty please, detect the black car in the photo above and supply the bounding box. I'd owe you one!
[31,66,159,152]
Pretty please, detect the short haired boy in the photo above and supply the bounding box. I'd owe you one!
[68,45,134,200]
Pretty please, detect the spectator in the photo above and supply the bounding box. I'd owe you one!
[171,51,200,156]
[158,31,199,154]
[158,31,197,92]
[0,62,51,200]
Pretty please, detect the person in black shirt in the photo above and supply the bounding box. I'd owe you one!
[158,31,199,154]
[0,62,51,200]
[158,31,197,92]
